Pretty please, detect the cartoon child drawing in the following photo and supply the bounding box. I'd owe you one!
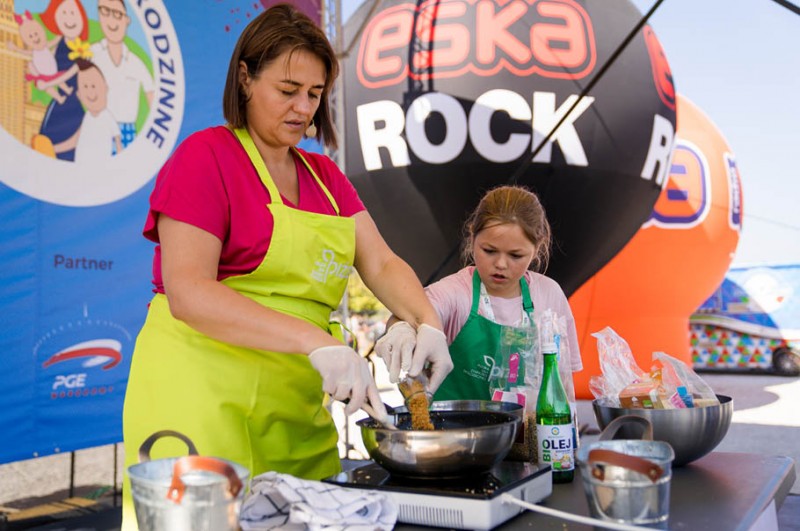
[53,59,122,163]
[8,11,73,104]
[90,0,154,150]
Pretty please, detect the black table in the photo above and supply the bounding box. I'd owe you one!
[393,452,796,531]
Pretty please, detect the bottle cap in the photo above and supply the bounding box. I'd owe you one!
[542,342,558,354]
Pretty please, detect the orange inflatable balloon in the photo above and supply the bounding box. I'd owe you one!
[569,95,743,399]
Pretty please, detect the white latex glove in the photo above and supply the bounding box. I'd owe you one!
[308,345,387,419]
[374,321,416,383]
[409,324,453,395]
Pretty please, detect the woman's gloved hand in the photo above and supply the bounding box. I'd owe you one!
[373,321,416,383]
[408,324,453,395]
[308,345,387,418]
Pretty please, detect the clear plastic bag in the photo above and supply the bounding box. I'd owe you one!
[491,324,539,462]
[590,327,647,407]
[653,351,719,407]
[590,327,720,409]
[490,325,538,390]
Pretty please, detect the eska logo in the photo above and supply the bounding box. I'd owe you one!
[650,140,710,228]
[357,0,596,89]
[643,25,675,110]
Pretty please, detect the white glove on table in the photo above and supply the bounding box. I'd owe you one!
[308,345,386,419]
[409,324,453,394]
[373,321,416,383]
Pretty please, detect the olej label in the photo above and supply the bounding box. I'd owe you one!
[537,423,575,471]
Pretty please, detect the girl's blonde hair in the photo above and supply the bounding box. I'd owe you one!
[462,185,552,272]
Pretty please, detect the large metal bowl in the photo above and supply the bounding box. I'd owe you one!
[392,399,525,418]
[592,394,733,466]
[358,400,522,478]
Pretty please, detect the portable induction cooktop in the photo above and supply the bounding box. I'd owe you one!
[323,461,552,530]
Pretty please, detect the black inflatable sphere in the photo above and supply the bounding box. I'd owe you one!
[342,0,677,295]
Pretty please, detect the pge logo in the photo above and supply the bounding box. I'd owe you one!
[42,339,122,399]
[0,0,184,207]
[357,0,596,89]
[648,140,710,228]
[42,339,122,370]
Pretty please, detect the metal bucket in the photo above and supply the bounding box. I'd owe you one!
[128,430,250,531]
[578,416,674,527]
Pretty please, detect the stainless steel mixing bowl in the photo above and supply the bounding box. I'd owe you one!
[358,400,521,478]
[392,399,524,418]
[592,394,733,466]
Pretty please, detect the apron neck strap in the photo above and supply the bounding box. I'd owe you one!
[520,274,534,314]
[233,127,282,205]
[470,269,483,314]
[473,268,535,325]
[232,127,341,215]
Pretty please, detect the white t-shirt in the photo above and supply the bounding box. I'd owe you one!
[425,266,583,372]
[75,109,121,163]
[90,40,154,123]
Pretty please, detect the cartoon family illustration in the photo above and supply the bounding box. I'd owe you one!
[8,0,154,163]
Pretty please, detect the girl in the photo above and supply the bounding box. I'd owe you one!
[376,185,581,400]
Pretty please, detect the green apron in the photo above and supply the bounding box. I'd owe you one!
[121,128,354,529]
[434,270,533,401]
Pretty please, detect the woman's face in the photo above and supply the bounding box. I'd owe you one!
[56,0,83,39]
[473,222,537,298]
[241,48,326,151]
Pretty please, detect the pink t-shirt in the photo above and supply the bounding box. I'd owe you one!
[143,126,365,292]
[425,266,583,372]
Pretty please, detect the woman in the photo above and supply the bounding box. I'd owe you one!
[122,4,451,529]
[376,185,582,399]
[37,0,88,161]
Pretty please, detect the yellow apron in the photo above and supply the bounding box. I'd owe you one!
[121,128,355,529]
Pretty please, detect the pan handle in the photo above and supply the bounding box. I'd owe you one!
[166,455,243,504]
[138,430,199,463]
[588,448,665,482]
[598,415,653,441]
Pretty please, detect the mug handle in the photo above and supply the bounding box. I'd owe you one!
[598,415,654,441]
[138,430,199,463]
[167,455,243,504]
[588,448,665,483]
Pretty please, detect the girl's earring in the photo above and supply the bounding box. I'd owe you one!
[306,119,317,137]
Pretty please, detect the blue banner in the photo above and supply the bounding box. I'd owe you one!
[0,0,321,464]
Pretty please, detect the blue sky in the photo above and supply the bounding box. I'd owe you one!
[342,0,800,268]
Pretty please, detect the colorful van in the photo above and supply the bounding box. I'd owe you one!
[691,264,800,376]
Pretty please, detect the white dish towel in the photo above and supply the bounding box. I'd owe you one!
[239,471,398,531]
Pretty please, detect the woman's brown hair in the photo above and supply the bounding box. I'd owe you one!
[222,3,339,149]
[462,185,552,272]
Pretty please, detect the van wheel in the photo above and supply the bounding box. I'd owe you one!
[772,348,800,376]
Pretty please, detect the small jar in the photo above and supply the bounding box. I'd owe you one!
[398,372,435,430]
[398,372,432,404]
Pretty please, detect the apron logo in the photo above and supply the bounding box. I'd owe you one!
[311,249,352,283]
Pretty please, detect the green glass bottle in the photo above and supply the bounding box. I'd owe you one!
[536,341,575,483]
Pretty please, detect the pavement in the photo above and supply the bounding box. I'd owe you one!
[0,370,798,530]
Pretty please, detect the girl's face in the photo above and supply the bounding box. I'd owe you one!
[55,0,83,39]
[473,222,537,298]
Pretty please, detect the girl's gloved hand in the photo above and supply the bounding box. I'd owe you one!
[408,324,453,395]
[308,345,387,418]
[374,321,416,383]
